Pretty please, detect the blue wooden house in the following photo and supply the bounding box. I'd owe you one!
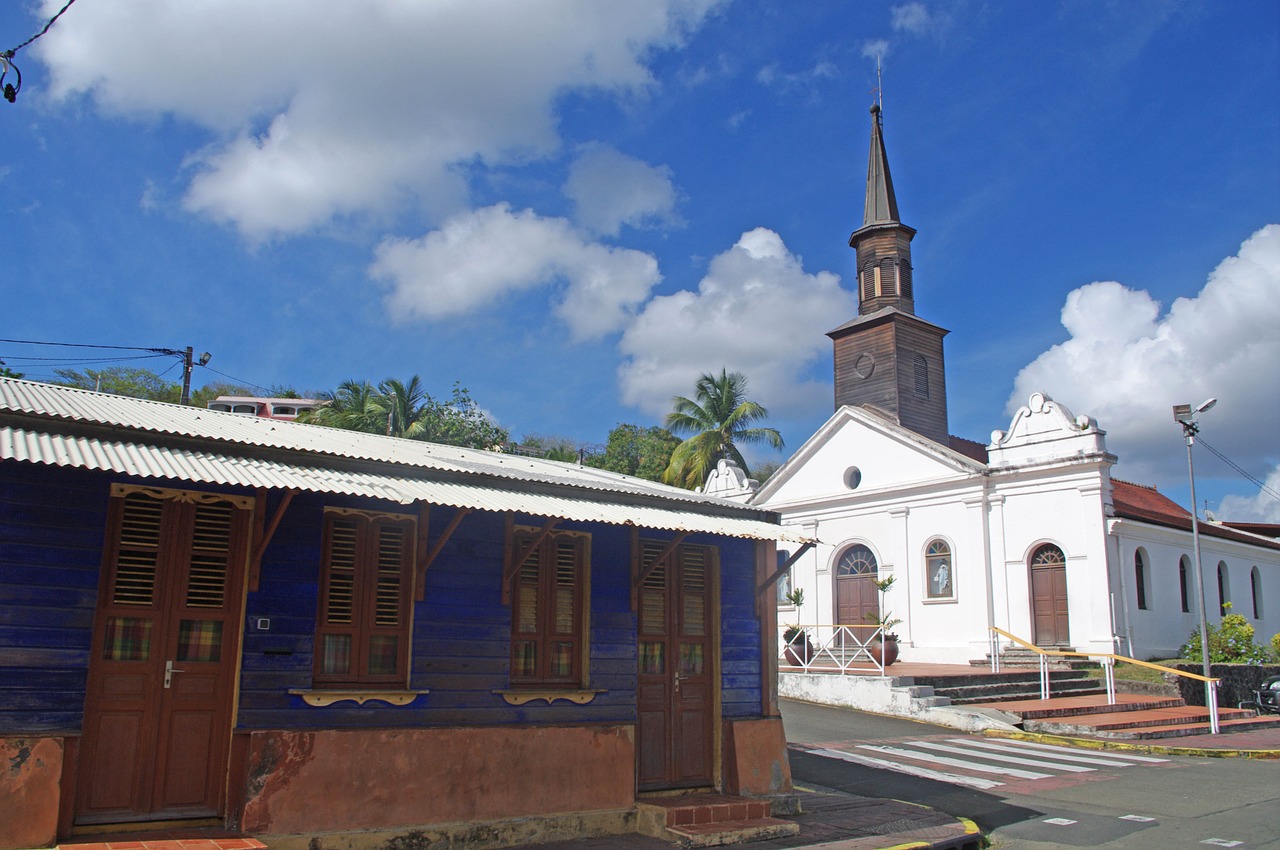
[0,377,808,848]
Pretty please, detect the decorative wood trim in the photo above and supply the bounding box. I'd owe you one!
[493,689,605,706]
[288,689,429,707]
[109,482,254,510]
[323,505,416,522]
[757,542,814,598]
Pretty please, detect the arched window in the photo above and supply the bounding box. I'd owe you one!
[1134,550,1149,610]
[1217,562,1230,617]
[1178,556,1190,613]
[1030,543,1065,568]
[925,538,953,600]
[1251,567,1263,619]
[913,354,929,398]
[836,544,878,577]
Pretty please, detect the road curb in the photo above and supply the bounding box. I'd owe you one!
[981,727,1280,760]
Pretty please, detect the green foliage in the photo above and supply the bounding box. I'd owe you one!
[54,366,183,402]
[1271,632,1280,661]
[662,369,783,490]
[584,423,680,482]
[1181,607,1270,664]
[0,366,25,378]
[303,378,508,449]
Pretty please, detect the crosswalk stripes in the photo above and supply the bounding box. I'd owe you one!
[800,736,1169,789]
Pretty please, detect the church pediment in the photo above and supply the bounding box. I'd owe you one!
[987,392,1112,468]
[752,404,984,507]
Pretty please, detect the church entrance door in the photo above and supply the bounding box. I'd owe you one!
[1029,543,1069,646]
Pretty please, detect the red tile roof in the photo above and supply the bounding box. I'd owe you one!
[1110,479,1280,551]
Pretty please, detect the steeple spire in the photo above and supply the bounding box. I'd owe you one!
[849,102,916,316]
[863,103,899,226]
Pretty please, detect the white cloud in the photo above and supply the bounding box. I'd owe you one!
[35,0,722,240]
[1217,467,1280,523]
[861,40,891,63]
[1008,224,1280,507]
[891,3,934,35]
[618,227,852,419]
[563,144,681,237]
[370,203,660,341]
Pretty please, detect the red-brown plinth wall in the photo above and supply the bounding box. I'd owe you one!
[1,737,63,850]
[235,724,637,836]
[723,717,793,796]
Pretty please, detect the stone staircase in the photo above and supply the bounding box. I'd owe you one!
[635,794,800,847]
[909,668,1107,706]
[987,693,1280,740]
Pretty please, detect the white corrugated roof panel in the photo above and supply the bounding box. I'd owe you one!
[0,425,810,543]
[0,378,759,511]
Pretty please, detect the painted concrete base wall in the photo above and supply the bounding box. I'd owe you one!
[722,717,792,796]
[236,724,637,836]
[779,673,1013,733]
[0,736,63,850]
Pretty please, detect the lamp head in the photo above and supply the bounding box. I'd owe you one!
[198,352,212,367]
[1195,398,1217,415]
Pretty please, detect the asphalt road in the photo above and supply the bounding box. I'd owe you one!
[780,698,1280,849]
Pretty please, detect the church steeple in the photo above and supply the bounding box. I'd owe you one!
[849,103,916,316]
[828,102,950,445]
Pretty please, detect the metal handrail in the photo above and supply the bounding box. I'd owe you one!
[779,623,889,676]
[988,626,1221,733]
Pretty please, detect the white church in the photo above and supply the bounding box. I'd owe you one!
[710,103,1280,665]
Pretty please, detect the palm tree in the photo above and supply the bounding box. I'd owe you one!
[662,369,783,490]
[378,376,430,438]
[303,379,386,433]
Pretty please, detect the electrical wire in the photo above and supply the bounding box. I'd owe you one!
[1198,436,1280,504]
[197,364,272,395]
[2,0,80,103]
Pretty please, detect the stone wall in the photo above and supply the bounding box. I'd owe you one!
[1169,663,1280,708]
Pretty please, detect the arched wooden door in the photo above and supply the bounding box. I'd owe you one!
[834,544,879,631]
[1029,543,1069,646]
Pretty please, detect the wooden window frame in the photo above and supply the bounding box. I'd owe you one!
[313,507,416,688]
[1134,550,1149,611]
[508,525,591,689]
[923,538,954,602]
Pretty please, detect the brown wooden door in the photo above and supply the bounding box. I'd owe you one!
[1030,557,1070,646]
[77,486,252,825]
[636,541,715,791]
[835,576,878,628]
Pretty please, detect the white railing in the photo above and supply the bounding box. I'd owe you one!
[778,623,889,677]
[989,627,1222,734]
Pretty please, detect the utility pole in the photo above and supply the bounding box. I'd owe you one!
[180,346,195,406]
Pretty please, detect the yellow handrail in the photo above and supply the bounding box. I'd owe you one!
[989,626,1219,684]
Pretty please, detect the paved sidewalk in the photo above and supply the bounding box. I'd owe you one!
[983,723,1280,758]
[529,790,981,850]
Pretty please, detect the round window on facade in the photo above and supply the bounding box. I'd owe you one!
[844,466,862,489]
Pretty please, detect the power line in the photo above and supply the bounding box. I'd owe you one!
[1198,436,1280,504]
[2,0,80,103]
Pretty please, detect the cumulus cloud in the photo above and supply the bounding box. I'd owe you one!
[1008,224,1280,511]
[861,40,891,63]
[34,0,721,240]
[618,227,852,418]
[563,144,681,237]
[1217,468,1280,523]
[891,3,935,35]
[370,203,660,341]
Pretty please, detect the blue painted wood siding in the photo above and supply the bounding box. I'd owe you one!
[0,463,766,733]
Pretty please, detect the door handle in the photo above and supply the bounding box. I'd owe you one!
[674,669,682,694]
[164,659,184,689]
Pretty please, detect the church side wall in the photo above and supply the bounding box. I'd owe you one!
[1110,521,1280,662]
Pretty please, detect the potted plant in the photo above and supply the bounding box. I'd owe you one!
[782,587,812,666]
[865,576,902,666]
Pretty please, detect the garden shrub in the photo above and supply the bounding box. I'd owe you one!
[1180,606,1270,664]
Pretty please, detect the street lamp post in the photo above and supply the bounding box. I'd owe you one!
[1173,398,1217,732]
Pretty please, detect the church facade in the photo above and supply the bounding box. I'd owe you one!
[747,105,1279,665]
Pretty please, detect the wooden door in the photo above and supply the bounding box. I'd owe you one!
[636,541,715,791]
[1030,545,1069,646]
[834,576,878,628]
[77,486,252,825]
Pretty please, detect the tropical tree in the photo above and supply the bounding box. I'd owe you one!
[378,376,431,438]
[662,369,783,490]
[585,423,680,482]
[304,380,387,433]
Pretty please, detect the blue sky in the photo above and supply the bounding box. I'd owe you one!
[1,0,1277,518]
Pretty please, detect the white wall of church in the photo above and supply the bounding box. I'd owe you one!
[1111,521,1279,661]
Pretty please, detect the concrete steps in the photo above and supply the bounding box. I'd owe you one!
[636,794,800,847]
[904,668,1107,706]
[979,693,1280,740]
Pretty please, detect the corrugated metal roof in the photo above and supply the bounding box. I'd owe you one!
[0,378,812,544]
[0,378,741,508]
